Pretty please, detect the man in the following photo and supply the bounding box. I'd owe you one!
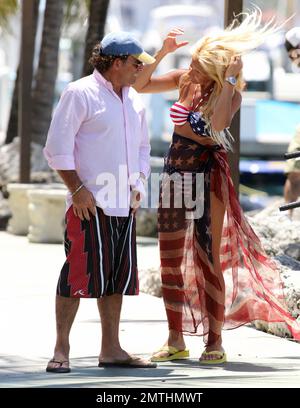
[44,32,156,372]
[283,27,300,217]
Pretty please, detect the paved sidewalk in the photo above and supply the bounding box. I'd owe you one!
[0,231,300,388]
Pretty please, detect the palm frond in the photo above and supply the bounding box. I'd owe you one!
[64,0,89,28]
[0,0,18,30]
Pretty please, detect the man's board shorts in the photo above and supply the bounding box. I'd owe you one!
[56,206,138,298]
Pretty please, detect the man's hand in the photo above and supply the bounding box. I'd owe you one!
[130,189,142,214]
[161,28,189,55]
[72,187,96,221]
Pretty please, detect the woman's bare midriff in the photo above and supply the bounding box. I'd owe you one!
[174,123,216,146]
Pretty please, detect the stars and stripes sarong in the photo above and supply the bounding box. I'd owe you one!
[57,206,138,298]
[158,132,300,342]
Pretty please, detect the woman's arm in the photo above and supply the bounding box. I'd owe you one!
[210,56,243,131]
[133,28,189,94]
[211,86,242,131]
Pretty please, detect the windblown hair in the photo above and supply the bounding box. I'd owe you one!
[89,43,128,74]
[191,7,282,149]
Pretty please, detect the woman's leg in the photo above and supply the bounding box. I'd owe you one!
[152,168,191,360]
[201,191,225,360]
[151,229,188,360]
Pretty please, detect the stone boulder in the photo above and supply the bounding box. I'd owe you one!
[0,137,60,186]
[135,209,157,238]
[247,199,300,259]
[139,267,162,298]
[277,255,300,319]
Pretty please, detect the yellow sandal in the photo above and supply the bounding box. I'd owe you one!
[151,345,190,362]
[199,350,227,364]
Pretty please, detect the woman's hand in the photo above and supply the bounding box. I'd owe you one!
[161,28,189,55]
[225,55,243,77]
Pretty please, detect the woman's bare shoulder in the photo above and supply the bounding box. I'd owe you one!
[176,69,189,85]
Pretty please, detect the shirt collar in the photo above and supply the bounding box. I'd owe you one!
[93,69,114,91]
[93,69,130,97]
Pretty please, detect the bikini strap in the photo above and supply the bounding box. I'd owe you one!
[192,85,214,111]
[190,85,199,109]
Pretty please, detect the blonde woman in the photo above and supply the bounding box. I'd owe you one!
[134,9,300,364]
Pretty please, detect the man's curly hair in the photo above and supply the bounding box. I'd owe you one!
[89,43,128,74]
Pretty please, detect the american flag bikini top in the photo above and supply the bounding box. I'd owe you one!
[169,85,214,136]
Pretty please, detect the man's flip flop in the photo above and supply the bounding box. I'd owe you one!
[46,359,71,373]
[199,351,227,365]
[151,345,190,362]
[98,356,157,368]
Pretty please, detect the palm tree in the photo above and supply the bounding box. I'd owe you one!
[5,0,85,145]
[82,0,110,76]
[5,0,40,145]
[31,0,64,146]
[224,0,243,195]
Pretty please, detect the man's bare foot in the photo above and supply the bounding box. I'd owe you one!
[99,348,156,368]
[46,347,70,373]
[46,358,70,373]
[99,348,132,363]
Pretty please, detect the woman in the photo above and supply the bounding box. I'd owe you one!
[134,10,300,364]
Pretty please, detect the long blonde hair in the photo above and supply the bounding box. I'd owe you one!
[191,7,282,149]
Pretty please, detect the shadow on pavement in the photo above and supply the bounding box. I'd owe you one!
[160,359,299,372]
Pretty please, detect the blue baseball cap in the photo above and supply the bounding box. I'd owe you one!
[100,31,155,65]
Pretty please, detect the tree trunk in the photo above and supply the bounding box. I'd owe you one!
[224,0,243,196]
[5,67,19,144]
[31,0,64,146]
[5,0,39,145]
[82,0,110,77]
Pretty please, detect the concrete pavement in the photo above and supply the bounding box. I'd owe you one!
[0,231,300,388]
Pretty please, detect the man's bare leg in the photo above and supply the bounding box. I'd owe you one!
[97,294,153,365]
[47,296,80,370]
[97,294,129,361]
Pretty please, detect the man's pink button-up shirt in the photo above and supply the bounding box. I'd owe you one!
[43,69,151,216]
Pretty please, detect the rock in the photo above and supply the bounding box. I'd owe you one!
[139,267,161,297]
[247,200,300,258]
[284,244,300,261]
[276,256,300,319]
[276,254,300,271]
[252,255,300,338]
[253,320,293,339]
[136,209,157,237]
[0,192,11,230]
[0,138,59,186]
